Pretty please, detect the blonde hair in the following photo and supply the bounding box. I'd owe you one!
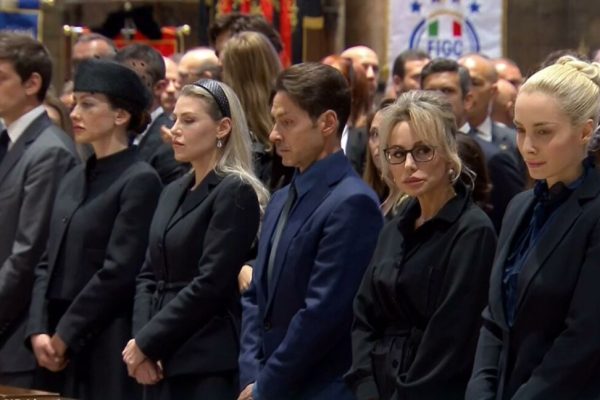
[180,82,270,214]
[221,31,282,150]
[521,56,600,128]
[378,90,472,194]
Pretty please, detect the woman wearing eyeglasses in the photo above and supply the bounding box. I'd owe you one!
[345,90,497,400]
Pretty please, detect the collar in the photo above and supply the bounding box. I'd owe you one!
[459,122,470,134]
[135,106,165,144]
[341,124,349,153]
[6,105,45,146]
[292,150,346,199]
[396,181,470,232]
[86,146,137,176]
[473,116,493,142]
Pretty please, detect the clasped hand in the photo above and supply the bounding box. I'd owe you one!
[122,338,163,385]
[30,334,68,372]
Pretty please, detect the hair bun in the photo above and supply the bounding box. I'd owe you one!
[556,55,600,86]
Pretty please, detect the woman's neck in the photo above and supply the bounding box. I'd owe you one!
[416,184,457,227]
[91,131,129,159]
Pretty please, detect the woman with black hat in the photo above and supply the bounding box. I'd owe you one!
[26,59,162,399]
[121,79,268,399]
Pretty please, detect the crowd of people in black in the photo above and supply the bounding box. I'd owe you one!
[0,11,600,400]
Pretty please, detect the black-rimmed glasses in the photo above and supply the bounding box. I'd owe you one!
[383,144,436,165]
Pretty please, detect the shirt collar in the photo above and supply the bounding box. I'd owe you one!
[135,106,165,144]
[396,182,470,232]
[6,105,45,144]
[473,116,493,142]
[292,150,346,198]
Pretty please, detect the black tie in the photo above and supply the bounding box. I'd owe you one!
[0,130,10,164]
[267,183,297,286]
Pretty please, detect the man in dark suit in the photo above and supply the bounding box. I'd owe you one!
[238,63,383,400]
[116,44,188,184]
[0,33,78,388]
[460,54,527,229]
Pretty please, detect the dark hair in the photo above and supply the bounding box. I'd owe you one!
[321,55,370,128]
[107,95,151,134]
[456,134,492,213]
[208,12,283,53]
[275,63,351,136]
[44,93,73,136]
[74,33,117,54]
[421,58,471,99]
[0,33,52,102]
[392,49,429,79]
[539,49,589,70]
[115,44,165,87]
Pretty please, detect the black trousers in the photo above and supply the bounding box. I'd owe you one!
[143,372,237,400]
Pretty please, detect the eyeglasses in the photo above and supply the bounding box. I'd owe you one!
[383,144,436,165]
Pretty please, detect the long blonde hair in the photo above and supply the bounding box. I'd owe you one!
[221,31,282,150]
[180,82,270,213]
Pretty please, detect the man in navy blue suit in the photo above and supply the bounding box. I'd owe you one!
[238,63,383,400]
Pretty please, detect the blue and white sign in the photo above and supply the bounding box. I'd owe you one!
[389,0,502,62]
[0,0,41,38]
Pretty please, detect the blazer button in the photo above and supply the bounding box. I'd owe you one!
[61,217,67,223]
[392,359,399,368]
[263,321,272,331]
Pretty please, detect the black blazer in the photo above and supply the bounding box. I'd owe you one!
[26,149,161,398]
[346,126,368,176]
[347,185,497,400]
[467,167,600,400]
[137,112,189,184]
[133,171,260,377]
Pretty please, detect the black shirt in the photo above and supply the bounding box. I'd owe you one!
[347,183,497,400]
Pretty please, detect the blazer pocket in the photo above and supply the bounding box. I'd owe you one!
[0,186,18,202]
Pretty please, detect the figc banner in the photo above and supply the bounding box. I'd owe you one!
[389,0,503,62]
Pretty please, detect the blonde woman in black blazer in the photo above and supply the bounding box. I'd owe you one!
[467,56,600,399]
[122,79,268,400]
[26,60,162,399]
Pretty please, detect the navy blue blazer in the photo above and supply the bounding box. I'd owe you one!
[239,151,383,399]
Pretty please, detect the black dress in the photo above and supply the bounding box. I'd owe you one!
[346,184,497,400]
[132,171,260,400]
[26,147,162,399]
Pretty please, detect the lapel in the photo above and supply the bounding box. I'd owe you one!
[0,113,51,184]
[514,170,600,312]
[166,171,223,231]
[264,153,351,311]
[48,166,87,272]
[489,192,534,330]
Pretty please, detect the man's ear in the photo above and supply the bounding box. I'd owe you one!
[319,110,339,138]
[24,72,42,98]
[463,91,475,114]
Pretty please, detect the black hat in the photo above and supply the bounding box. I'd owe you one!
[73,59,151,111]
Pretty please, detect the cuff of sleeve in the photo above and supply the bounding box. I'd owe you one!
[252,382,261,400]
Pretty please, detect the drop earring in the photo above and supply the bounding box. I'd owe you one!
[217,138,223,148]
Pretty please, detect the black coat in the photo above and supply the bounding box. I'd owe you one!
[26,148,162,399]
[347,185,497,400]
[467,167,600,400]
[346,126,368,176]
[137,112,189,184]
[133,171,260,382]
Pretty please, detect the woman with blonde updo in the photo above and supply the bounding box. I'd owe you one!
[467,56,600,399]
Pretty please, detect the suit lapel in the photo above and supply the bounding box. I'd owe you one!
[48,167,87,271]
[264,155,351,312]
[0,113,51,184]
[514,171,600,312]
[489,193,534,330]
[166,171,222,231]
